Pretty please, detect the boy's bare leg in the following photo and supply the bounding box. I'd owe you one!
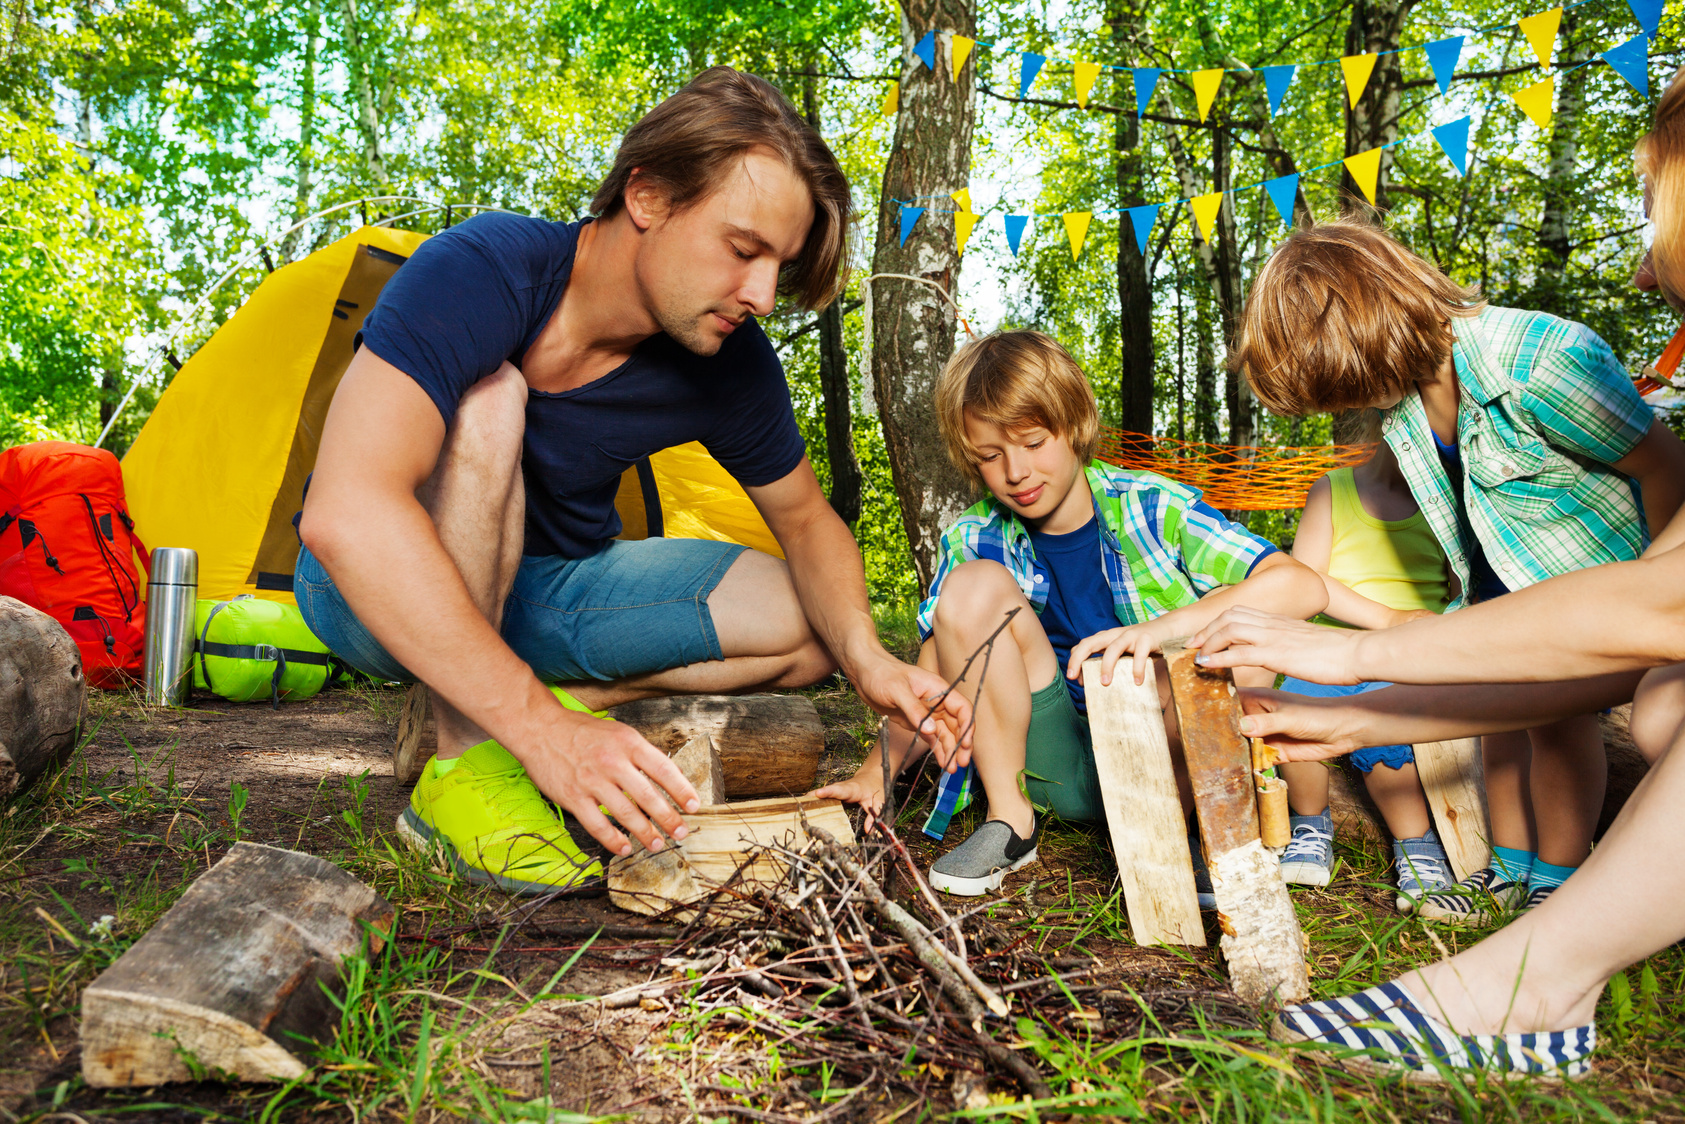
[1399,663,1685,1035]
[1363,762,1433,839]
[928,561,1059,838]
[1482,729,1538,853]
[1529,713,1607,868]
[417,367,528,760]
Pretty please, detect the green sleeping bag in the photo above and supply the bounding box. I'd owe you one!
[193,595,334,704]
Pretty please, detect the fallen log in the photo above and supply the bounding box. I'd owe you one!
[82,842,393,1087]
[1163,641,1310,1006]
[608,796,856,917]
[0,595,85,801]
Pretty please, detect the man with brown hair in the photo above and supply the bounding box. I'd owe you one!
[296,68,969,894]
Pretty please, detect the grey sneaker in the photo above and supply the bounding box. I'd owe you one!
[929,819,1039,896]
[1279,811,1334,887]
[1392,830,1451,914]
[1417,867,1526,924]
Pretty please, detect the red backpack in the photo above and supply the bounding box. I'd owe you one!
[0,442,151,687]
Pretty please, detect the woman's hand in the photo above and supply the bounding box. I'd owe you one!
[1068,620,1175,687]
[1237,687,1370,761]
[1188,607,1368,684]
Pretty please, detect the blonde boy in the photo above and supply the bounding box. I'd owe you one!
[816,331,1326,895]
[1233,218,1685,919]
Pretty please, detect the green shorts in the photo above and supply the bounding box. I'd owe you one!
[1024,677,1103,822]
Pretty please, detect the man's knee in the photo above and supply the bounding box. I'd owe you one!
[932,560,1023,632]
[443,363,527,465]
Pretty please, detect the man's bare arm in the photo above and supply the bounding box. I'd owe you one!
[746,461,973,759]
[299,351,696,855]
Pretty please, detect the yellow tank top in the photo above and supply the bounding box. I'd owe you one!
[1324,468,1451,614]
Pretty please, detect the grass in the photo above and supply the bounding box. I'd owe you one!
[5,683,1685,1121]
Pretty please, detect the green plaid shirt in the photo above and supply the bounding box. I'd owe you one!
[1382,306,1653,609]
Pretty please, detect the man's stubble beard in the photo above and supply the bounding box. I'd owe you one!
[652,301,726,357]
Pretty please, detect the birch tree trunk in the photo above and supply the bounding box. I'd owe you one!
[1110,0,1155,436]
[1342,0,1414,213]
[871,0,977,591]
[1536,8,1586,313]
[281,0,320,263]
[341,0,388,188]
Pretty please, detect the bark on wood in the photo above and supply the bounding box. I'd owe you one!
[393,682,430,786]
[1081,660,1204,947]
[1163,642,1309,1005]
[82,842,392,1087]
[609,694,824,799]
[608,797,857,917]
[1109,0,1155,435]
[1342,0,1413,212]
[0,596,85,801]
[871,2,978,591]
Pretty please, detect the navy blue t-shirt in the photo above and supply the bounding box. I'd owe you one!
[1027,517,1122,715]
[1431,430,1509,602]
[358,212,807,558]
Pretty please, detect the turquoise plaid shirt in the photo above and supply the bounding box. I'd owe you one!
[1383,306,1654,609]
[917,460,1277,838]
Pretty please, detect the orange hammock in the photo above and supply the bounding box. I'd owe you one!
[1095,430,1376,511]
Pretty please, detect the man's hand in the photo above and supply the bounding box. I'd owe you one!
[513,702,701,857]
[1188,607,1367,684]
[1236,687,1368,761]
[1067,620,1175,687]
[853,657,973,772]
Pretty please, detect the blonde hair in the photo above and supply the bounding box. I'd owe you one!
[1231,219,1484,415]
[1636,64,1685,303]
[934,331,1100,487]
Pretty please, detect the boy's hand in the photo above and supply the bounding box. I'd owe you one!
[810,774,887,831]
[1068,621,1171,687]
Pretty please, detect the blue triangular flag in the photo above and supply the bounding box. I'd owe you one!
[1604,34,1650,95]
[1628,0,1662,36]
[1424,36,1464,95]
[1260,65,1295,115]
[899,206,926,246]
[1004,214,1028,255]
[1133,68,1161,119]
[1019,53,1046,99]
[1433,116,1471,176]
[913,30,936,71]
[1125,204,1159,255]
[1263,174,1299,228]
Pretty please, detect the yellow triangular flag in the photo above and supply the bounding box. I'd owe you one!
[880,82,899,116]
[1190,193,1224,242]
[1341,53,1378,107]
[1191,68,1224,122]
[951,35,975,81]
[1519,8,1561,68]
[1074,60,1101,108]
[951,188,973,214]
[955,211,979,256]
[1063,212,1092,261]
[1343,147,1383,205]
[1511,76,1554,127]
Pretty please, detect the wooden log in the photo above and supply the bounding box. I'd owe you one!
[82,842,393,1087]
[608,796,856,917]
[393,683,431,786]
[1414,739,1490,881]
[670,732,726,806]
[1163,642,1310,1006]
[1080,659,1204,947]
[0,596,85,801]
[608,694,824,799]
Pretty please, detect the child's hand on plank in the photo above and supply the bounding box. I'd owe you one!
[1067,620,1175,687]
[810,772,888,831]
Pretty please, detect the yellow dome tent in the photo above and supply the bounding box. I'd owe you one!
[122,224,779,606]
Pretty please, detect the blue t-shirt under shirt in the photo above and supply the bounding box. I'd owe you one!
[1431,430,1509,602]
[1027,517,1121,715]
[358,212,807,559]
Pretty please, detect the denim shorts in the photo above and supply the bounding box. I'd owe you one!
[294,537,747,683]
[1277,677,1414,773]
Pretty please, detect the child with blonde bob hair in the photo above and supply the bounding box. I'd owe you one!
[816,330,1327,895]
[1232,219,1685,921]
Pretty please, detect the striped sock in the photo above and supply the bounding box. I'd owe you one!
[1528,859,1577,891]
[1490,844,1536,882]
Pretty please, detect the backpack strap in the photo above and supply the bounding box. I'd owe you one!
[196,599,234,699]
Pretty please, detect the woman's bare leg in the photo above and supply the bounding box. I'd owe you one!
[1482,729,1537,853]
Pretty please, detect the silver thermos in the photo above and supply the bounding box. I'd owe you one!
[143,548,198,706]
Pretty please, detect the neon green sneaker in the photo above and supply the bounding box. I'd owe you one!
[397,739,604,895]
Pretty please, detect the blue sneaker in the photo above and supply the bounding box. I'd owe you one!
[1393,829,1451,914]
[1280,811,1334,887]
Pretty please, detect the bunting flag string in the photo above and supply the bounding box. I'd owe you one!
[890,0,1632,125]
